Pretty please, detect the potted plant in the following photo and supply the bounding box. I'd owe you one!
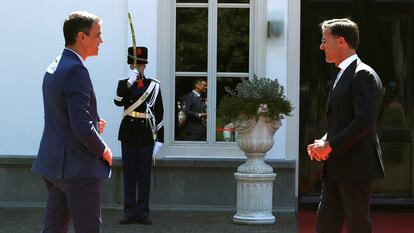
[218,75,292,124]
[218,75,293,224]
[218,75,292,172]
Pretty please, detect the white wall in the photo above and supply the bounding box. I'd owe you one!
[0,0,158,156]
[0,0,296,160]
[266,0,289,159]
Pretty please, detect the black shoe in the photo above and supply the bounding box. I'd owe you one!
[136,217,152,225]
[119,217,138,225]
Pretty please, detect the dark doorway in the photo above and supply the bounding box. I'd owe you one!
[299,0,414,205]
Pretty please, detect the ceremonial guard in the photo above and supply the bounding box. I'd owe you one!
[114,46,164,225]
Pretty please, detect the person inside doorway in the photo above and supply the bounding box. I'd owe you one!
[183,79,207,141]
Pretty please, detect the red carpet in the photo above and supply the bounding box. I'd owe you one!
[298,210,414,233]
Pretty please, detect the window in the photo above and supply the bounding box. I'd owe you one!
[174,0,251,144]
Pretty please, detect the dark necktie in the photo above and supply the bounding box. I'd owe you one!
[331,67,341,90]
[326,67,341,109]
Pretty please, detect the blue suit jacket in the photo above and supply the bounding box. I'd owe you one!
[32,49,110,179]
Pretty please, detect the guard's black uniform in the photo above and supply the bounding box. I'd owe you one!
[114,75,164,222]
[115,77,164,145]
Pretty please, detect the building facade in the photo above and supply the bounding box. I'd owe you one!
[0,0,413,211]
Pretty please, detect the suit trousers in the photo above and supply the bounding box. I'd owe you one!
[316,179,372,233]
[42,177,101,233]
[184,123,206,141]
[121,142,153,219]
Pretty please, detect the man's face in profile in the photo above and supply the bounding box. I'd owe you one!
[196,80,207,93]
[83,22,103,57]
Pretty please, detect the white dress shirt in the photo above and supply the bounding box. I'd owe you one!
[333,54,359,89]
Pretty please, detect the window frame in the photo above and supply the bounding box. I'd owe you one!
[157,0,267,158]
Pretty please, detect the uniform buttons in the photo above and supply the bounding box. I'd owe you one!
[130,119,134,122]
[141,120,144,123]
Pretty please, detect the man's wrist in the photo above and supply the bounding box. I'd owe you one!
[324,141,332,153]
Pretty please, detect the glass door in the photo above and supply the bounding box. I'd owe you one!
[299,0,414,201]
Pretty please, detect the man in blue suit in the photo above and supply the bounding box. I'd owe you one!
[32,11,112,233]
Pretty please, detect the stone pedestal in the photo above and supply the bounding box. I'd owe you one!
[233,172,276,224]
[232,107,281,225]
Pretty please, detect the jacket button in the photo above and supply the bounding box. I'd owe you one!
[130,119,134,122]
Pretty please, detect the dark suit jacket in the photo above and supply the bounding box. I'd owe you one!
[325,59,385,182]
[32,49,110,180]
[183,91,206,135]
[114,77,164,146]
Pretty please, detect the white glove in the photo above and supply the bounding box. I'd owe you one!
[127,69,139,85]
[153,142,163,156]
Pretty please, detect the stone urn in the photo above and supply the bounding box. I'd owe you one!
[233,104,281,225]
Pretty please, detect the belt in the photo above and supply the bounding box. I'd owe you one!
[127,111,151,119]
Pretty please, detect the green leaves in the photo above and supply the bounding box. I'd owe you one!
[218,75,293,122]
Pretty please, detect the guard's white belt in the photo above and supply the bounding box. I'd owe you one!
[127,111,151,119]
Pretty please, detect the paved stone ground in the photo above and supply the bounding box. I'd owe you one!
[0,207,297,233]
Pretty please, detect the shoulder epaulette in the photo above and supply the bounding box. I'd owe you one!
[148,77,160,84]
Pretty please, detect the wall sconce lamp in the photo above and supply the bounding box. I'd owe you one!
[268,20,284,38]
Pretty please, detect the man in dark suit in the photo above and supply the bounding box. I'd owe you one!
[307,18,384,233]
[114,46,164,225]
[183,79,207,141]
[32,11,112,233]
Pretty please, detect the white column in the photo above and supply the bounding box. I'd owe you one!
[252,0,267,78]
[233,173,276,224]
[233,115,280,224]
[286,0,301,205]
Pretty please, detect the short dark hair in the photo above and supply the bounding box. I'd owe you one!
[320,18,359,50]
[193,78,206,88]
[63,11,101,46]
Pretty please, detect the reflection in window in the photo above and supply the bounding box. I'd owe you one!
[373,18,412,195]
[379,81,407,128]
[176,8,208,72]
[217,8,249,72]
[216,77,242,142]
[301,17,413,195]
[377,18,411,129]
[175,77,208,141]
[175,2,251,144]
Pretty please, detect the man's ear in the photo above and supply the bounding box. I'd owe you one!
[338,37,348,49]
[76,31,86,43]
